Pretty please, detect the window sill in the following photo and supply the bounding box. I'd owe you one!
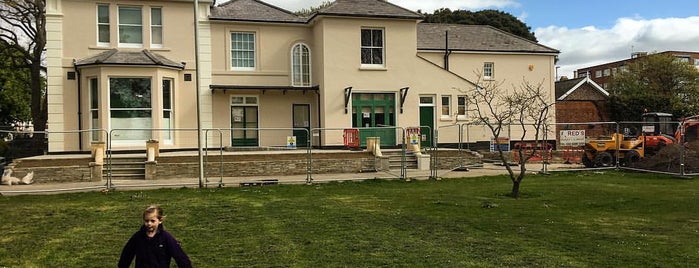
[359,65,387,71]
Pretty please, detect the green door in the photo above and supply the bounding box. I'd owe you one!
[292,104,310,147]
[351,93,396,147]
[231,106,258,146]
[419,106,434,147]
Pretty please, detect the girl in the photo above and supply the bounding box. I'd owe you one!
[118,205,192,268]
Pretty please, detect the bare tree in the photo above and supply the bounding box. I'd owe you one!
[0,0,47,152]
[465,74,553,198]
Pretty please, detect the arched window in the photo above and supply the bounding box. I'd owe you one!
[291,43,311,86]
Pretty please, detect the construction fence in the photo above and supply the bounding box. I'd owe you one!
[1,119,697,194]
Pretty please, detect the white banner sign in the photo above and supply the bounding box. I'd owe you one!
[560,130,586,146]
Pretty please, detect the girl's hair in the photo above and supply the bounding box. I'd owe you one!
[142,205,164,220]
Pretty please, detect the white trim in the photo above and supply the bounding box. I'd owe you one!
[557,77,609,101]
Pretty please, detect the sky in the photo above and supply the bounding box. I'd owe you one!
[218,0,699,79]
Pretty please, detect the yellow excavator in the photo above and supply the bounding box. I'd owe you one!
[581,133,645,168]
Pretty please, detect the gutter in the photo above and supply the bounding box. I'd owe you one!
[73,59,83,151]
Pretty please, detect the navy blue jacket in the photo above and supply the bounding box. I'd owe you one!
[118,225,192,268]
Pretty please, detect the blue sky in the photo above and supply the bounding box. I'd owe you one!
[221,0,699,78]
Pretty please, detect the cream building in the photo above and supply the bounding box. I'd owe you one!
[46,0,559,153]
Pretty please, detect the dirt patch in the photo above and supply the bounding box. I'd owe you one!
[631,141,699,173]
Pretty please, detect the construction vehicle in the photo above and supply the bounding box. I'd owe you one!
[582,133,645,168]
[642,112,699,151]
[582,112,699,168]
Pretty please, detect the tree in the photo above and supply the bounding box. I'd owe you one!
[608,53,699,121]
[295,1,332,16]
[0,0,47,149]
[464,74,553,198]
[611,53,699,121]
[0,44,32,126]
[421,8,537,42]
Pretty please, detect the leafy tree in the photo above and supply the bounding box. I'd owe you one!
[295,1,332,16]
[421,8,537,42]
[0,0,47,150]
[608,53,699,121]
[463,74,553,198]
[0,44,32,126]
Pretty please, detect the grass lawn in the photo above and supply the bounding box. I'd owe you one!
[1,171,697,267]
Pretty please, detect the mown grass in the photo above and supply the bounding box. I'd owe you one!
[1,171,698,267]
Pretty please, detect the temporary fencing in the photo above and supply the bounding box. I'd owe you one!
[4,119,699,196]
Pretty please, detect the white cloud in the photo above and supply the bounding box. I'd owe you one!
[536,16,699,78]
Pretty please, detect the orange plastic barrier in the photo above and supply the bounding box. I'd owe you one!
[343,128,360,149]
[512,142,553,163]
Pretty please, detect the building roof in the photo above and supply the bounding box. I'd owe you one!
[555,76,608,101]
[311,0,423,20]
[417,23,559,54]
[210,0,305,23]
[75,49,185,69]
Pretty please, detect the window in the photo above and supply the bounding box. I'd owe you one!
[231,32,255,70]
[90,78,100,141]
[694,59,699,66]
[441,95,451,118]
[457,96,467,119]
[150,7,162,48]
[595,70,602,78]
[483,62,494,79]
[291,43,311,86]
[97,5,110,46]
[109,78,152,141]
[419,96,434,105]
[361,28,384,66]
[118,6,143,47]
[603,68,610,76]
[162,78,173,142]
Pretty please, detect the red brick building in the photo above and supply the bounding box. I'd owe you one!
[575,51,699,89]
[555,76,611,139]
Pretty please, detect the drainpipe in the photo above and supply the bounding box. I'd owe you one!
[73,59,83,151]
[316,89,322,148]
[444,30,451,71]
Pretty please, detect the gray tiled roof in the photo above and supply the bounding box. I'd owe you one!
[210,0,305,23]
[313,0,423,20]
[555,77,586,99]
[418,23,559,54]
[75,49,185,69]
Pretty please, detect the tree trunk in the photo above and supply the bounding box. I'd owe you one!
[511,179,521,198]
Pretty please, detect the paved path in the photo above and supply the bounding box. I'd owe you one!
[0,163,585,196]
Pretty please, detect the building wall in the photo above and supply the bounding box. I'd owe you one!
[49,0,210,152]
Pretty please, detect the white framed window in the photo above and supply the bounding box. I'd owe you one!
[162,78,173,143]
[109,77,152,143]
[483,62,494,79]
[231,32,256,70]
[90,78,100,141]
[457,95,467,120]
[291,43,311,86]
[118,6,143,48]
[419,96,434,105]
[595,70,602,78]
[603,68,610,76]
[441,95,451,118]
[150,7,162,48]
[694,59,699,66]
[97,4,110,46]
[361,28,384,66]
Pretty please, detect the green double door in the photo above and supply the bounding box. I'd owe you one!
[351,93,396,146]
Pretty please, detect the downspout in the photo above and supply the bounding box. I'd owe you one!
[444,30,451,71]
[73,59,83,151]
[316,90,322,148]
